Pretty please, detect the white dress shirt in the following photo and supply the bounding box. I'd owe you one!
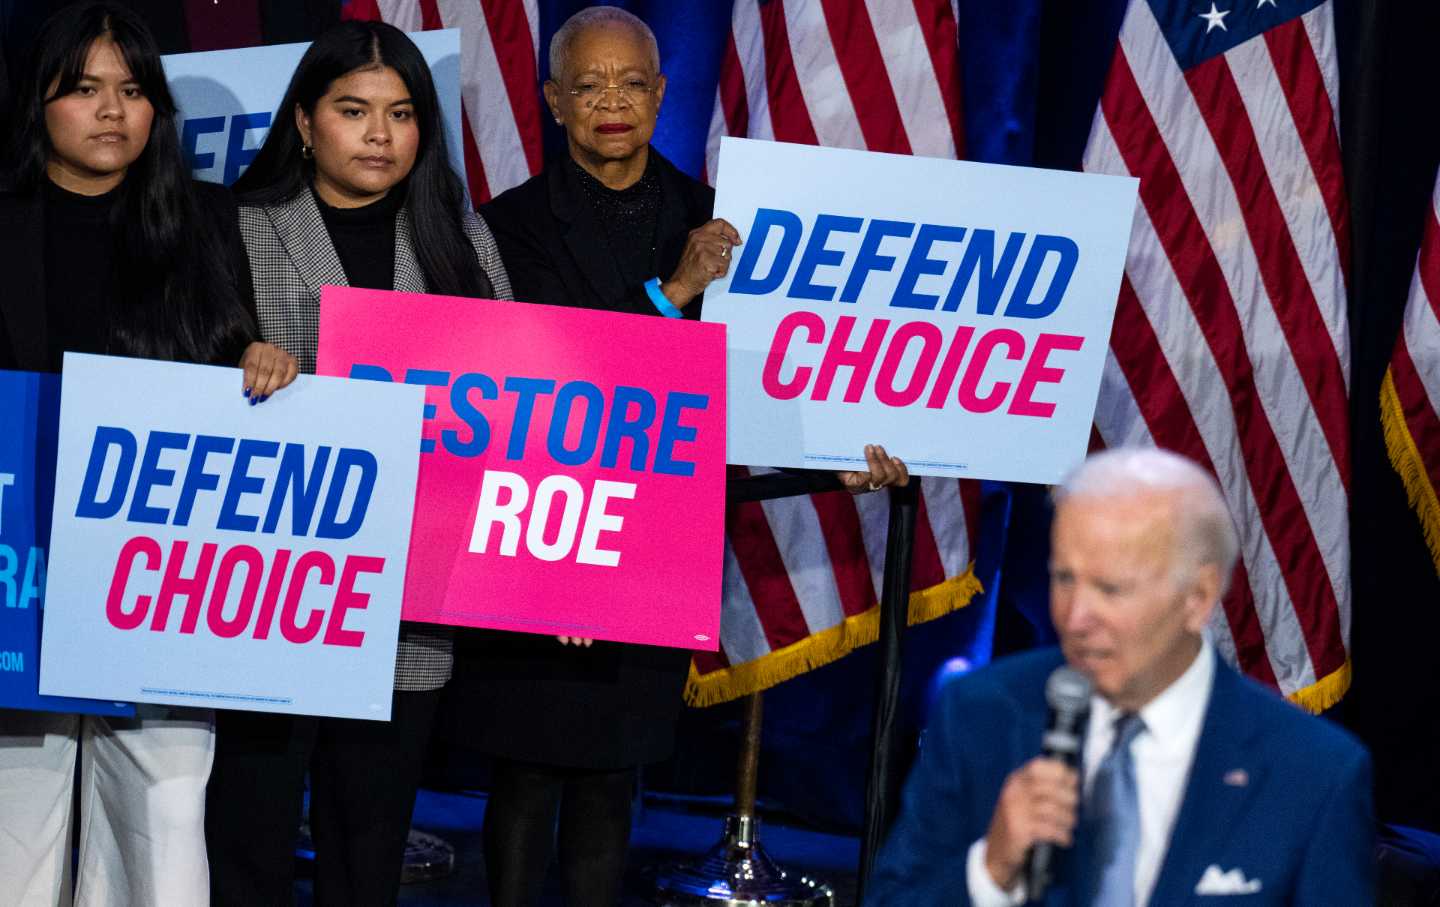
[967,640,1215,906]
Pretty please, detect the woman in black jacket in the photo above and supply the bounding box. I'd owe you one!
[0,3,292,904]
[470,8,909,906]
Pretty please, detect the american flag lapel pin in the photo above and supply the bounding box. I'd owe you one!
[1223,769,1249,787]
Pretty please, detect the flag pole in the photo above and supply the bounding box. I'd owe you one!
[654,473,843,906]
[655,473,921,904]
[652,686,834,906]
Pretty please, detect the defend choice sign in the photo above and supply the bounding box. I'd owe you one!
[706,137,1139,484]
[38,355,424,720]
[0,370,129,715]
[162,30,463,187]
[316,288,726,651]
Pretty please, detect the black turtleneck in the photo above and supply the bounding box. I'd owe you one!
[314,186,403,291]
[43,179,120,371]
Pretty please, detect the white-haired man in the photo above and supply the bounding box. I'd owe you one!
[867,447,1374,905]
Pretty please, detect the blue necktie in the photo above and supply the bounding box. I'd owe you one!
[1085,712,1145,907]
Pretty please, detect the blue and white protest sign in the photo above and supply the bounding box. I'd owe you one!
[163,29,463,187]
[706,137,1139,484]
[0,370,130,715]
[38,355,424,720]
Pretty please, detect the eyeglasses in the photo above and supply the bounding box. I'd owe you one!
[564,78,658,109]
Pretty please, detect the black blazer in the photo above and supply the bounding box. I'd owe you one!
[0,180,256,372]
[479,148,714,318]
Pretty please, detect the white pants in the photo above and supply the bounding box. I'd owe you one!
[0,708,215,907]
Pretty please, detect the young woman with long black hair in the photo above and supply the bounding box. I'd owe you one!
[203,20,510,907]
[0,3,295,904]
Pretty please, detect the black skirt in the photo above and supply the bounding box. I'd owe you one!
[449,628,691,771]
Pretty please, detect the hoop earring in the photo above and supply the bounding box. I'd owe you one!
[301,143,314,160]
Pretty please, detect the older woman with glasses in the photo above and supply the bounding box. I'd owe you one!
[481,6,736,321]
[465,7,907,906]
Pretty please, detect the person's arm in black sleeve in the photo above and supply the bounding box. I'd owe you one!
[478,201,579,310]
[194,181,259,365]
[227,204,259,336]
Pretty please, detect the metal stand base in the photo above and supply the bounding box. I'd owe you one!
[653,815,834,906]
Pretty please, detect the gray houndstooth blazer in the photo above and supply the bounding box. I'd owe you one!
[239,189,512,691]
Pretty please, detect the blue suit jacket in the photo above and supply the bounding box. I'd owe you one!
[866,648,1375,905]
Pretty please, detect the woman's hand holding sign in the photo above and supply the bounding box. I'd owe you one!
[239,342,299,404]
[838,443,910,494]
[659,218,743,310]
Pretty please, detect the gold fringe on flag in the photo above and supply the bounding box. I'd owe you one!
[1380,369,1440,577]
[684,566,983,708]
[1286,658,1351,715]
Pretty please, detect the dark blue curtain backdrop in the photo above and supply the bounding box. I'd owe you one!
[532,0,1126,174]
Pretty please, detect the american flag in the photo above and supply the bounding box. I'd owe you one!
[700,0,963,178]
[1082,0,1351,711]
[342,0,544,202]
[1382,172,1440,580]
[343,0,985,706]
[688,1,981,705]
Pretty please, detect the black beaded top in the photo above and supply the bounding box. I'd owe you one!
[570,154,661,291]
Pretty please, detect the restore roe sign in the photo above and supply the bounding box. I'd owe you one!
[318,289,726,651]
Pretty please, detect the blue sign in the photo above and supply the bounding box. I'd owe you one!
[0,370,130,715]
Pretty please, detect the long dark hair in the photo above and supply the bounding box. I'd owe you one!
[6,1,254,364]
[235,21,489,298]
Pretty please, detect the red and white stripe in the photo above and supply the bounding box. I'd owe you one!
[353,0,543,203]
[693,474,980,677]
[705,0,963,179]
[695,1,978,694]
[1083,0,1351,702]
[1385,176,1440,572]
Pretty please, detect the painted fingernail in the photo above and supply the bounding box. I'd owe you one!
[249,396,257,406]
[243,387,251,397]
[258,395,269,403]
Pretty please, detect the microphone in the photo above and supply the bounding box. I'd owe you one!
[1024,665,1092,902]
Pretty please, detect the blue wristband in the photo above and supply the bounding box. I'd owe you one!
[644,277,683,318]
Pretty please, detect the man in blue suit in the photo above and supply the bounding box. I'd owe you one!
[867,448,1374,905]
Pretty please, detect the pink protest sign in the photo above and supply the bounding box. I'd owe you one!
[317,287,725,651]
